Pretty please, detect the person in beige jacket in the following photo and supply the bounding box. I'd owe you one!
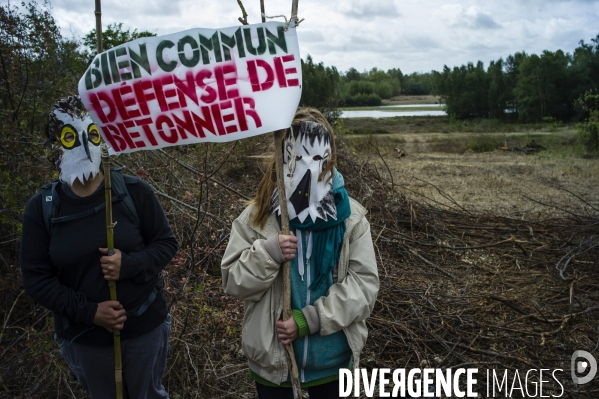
[221,108,379,399]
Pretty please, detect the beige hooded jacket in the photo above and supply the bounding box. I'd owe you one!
[221,197,379,385]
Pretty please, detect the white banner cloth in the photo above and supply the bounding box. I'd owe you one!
[78,22,302,154]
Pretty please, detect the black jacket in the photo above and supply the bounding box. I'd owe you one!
[20,175,178,346]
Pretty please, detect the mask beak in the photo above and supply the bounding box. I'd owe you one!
[289,169,311,215]
[82,131,93,162]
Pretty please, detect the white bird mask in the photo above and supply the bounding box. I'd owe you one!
[47,96,102,186]
[272,121,336,223]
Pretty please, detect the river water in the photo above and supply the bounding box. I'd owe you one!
[341,104,446,118]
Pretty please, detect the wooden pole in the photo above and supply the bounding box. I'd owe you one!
[94,0,102,53]
[101,146,123,399]
[262,1,302,396]
[290,0,299,26]
[273,129,302,398]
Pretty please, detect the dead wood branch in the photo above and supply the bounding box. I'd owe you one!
[236,0,249,25]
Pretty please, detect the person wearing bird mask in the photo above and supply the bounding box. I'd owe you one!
[20,95,178,398]
[221,107,379,398]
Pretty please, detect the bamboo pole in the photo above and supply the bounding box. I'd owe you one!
[96,2,123,395]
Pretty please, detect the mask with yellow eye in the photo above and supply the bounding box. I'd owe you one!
[46,95,103,186]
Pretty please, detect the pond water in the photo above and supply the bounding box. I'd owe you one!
[379,104,444,108]
[341,104,447,118]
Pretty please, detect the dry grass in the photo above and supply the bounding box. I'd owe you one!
[340,117,599,218]
[381,151,599,218]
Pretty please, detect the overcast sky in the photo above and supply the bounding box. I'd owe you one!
[50,0,599,75]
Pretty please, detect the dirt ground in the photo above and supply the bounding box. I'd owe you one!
[341,130,599,218]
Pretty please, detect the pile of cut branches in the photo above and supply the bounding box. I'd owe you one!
[338,151,599,398]
[1,136,598,398]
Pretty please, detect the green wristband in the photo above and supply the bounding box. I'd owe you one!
[292,309,310,338]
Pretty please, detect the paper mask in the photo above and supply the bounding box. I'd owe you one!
[272,121,336,223]
[47,96,102,186]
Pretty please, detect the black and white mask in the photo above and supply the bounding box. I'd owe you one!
[47,96,102,186]
[272,121,336,223]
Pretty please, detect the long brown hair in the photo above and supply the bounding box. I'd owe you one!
[250,107,337,229]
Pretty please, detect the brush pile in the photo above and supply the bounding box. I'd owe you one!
[0,137,597,398]
[338,151,599,398]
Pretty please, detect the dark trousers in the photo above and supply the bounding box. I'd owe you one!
[57,314,172,399]
[256,380,342,399]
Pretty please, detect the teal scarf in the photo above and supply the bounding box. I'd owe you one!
[289,171,351,291]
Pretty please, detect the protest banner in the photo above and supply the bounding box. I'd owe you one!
[78,21,302,154]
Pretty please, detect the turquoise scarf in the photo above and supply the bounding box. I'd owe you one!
[289,171,351,291]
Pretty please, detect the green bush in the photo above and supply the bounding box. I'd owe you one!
[366,93,382,106]
[576,90,599,153]
[347,80,376,96]
[343,93,382,107]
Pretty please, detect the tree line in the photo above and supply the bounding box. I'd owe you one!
[432,40,599,122]
[298,33,599,150]
[299,59,435,110]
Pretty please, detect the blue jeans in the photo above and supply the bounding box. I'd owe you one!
[57,314,171,399]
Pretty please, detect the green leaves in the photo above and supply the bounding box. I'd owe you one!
[82,22,156,61]
[576,89,599,153]
[0,1,85,257]
[299,55,341,123]
[338,67,404,106]
[434,33,599,122]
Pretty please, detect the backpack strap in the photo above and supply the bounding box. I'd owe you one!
[41,180,60,234]
[126,272,165,317]
[50,196,125,225]
[110,168,140,227]
[42,169,140,232]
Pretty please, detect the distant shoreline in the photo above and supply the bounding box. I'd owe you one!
[382,95,441,106]
[339,95,443,113]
